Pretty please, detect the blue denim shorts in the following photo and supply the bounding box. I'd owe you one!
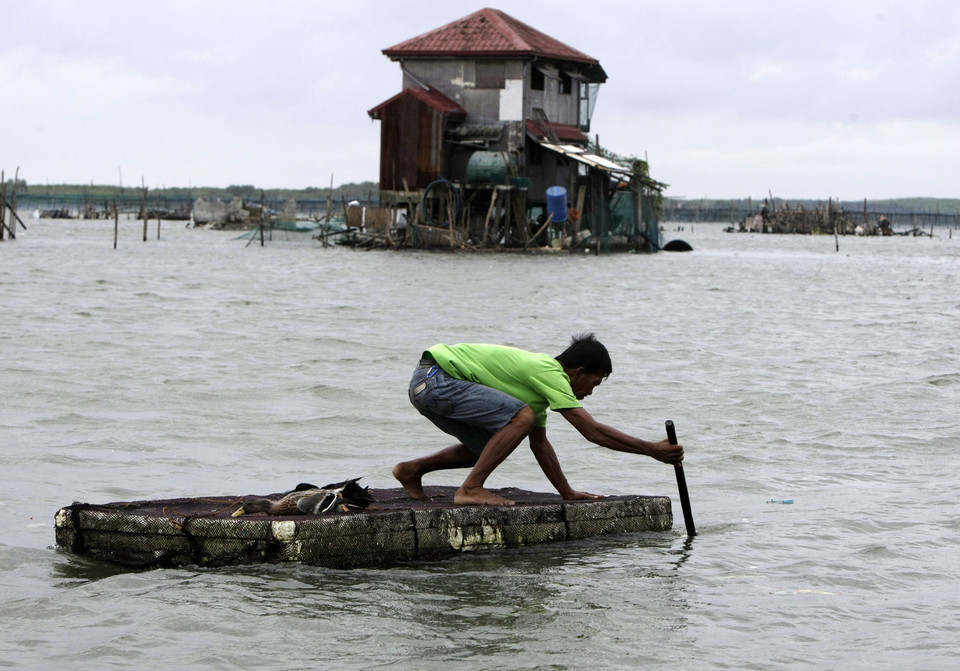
[409,358,528,455]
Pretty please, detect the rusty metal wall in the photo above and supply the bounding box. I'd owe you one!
[378,95,446,191]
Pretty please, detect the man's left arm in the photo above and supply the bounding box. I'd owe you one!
[528,427,605,500]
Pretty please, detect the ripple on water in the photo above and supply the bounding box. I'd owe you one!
[3,221,960,670]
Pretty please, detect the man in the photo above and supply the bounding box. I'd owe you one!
[393,333,684,506]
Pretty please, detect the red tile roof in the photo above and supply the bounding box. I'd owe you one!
[383,8,600,67]
[368,87,467,120]
[525,119,589,144]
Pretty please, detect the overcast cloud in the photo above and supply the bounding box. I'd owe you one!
[3,0,957,199]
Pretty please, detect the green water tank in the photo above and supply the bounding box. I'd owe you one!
[467,151,509,184]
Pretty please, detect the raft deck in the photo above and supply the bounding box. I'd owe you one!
[55,486,673,569]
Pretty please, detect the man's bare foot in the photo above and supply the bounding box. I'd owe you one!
[454,486,515,506]
[392,462,431,501]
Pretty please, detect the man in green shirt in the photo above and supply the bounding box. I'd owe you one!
[393,333,684,506]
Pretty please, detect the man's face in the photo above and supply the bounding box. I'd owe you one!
[569,369,605,400]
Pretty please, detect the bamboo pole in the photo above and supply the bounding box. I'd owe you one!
[503,186,512,244]
[141,177,148,242]
[382,196,397,250]
[9,167,20,239]
[259,191,265,247]
[1,171,7,241]
[523,213,553,249]
[325,174,333,224]
[575,184,586,242]
[834,199,840,251]
[514,190,530,246]
[447,186,455,251]
[401,177,418,247]
[482,187,499,247]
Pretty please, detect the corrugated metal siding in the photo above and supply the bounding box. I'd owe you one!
[378,95,446,190]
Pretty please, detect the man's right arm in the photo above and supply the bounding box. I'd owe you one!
[558,407,684,464]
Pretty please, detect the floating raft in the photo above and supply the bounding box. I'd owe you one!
[55,486,672,570]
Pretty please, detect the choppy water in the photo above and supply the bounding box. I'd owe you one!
[2,216,959,670]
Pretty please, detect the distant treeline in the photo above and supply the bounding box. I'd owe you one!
[7,176,960,226]
[7,180,381,212]
[661,196,960,226]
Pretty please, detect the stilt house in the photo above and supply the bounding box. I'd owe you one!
[366,7,662,251]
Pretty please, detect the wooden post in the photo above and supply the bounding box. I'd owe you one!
[514,190,530,246]
[523,213,553,249]
[447,185,455,251]
[157,212,161,240]
[325,174,334,224]
[401,177,418,248]
[259,191,265,247]
[141,178,148,242]
[1,171,7,242]
[483,187,499,247]
[575,184,586,242]
[113,200,119,249]
[834,201,840,251]
[503,186,512,245]
[9,167,20,240]
[665,420,696,537]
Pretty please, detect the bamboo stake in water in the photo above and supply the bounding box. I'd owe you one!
[666,420,696,536]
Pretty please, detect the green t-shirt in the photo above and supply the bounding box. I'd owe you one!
[425,343,581,427]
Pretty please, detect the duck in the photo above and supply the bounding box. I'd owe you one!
[231,477,374,517]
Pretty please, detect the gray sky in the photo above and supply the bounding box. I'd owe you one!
[3,1,957,199]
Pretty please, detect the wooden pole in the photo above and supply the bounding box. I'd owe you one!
[401,177,418,247]
[665,420,696,536]
[523,213,553,249]
[325,174,333,224]
[575,184,586,242]
[1,171,7,242]
[113,200,119,249]
[482,187,499,247]
[141,178,148,242]
[834,200,839,251]
[503,186,512,244]
[447,185,455,251]
[382,196,397,250]
[9,167,20,239]
[259,191,265,247]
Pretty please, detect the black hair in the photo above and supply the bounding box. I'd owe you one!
[555,332,612,378]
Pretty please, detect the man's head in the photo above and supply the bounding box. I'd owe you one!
[556,333,612,377]
[556,333,612,399]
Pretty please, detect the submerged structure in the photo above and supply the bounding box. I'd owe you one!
[55,487,673,569]
[365,8,664,252]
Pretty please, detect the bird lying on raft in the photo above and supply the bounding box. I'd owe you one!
[232,477,374,517]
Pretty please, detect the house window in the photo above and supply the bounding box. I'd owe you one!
[531,67,545,91]
[560,72,572,95]
[476,61,505,89]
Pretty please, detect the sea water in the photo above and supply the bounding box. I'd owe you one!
[1,217,958,670]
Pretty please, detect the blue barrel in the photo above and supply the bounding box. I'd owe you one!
[546,186,568,223]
